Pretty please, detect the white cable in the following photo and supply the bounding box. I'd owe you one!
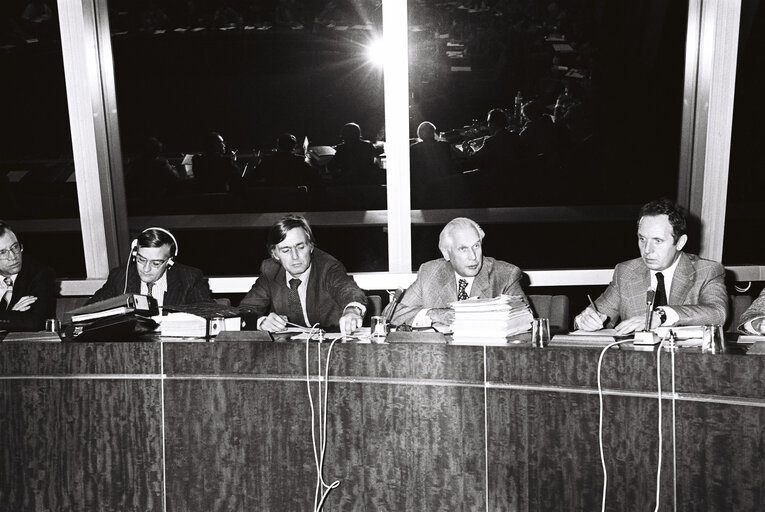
[670,335,677,511]
[654,342,662,512]
[597,339,633,512]
[304,324,341,512]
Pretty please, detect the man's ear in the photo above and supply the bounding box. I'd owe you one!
[440,248,450,261]
[675,234,688,251]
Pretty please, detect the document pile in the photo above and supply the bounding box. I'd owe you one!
[450,295,533,345]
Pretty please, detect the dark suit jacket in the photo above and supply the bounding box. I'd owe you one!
[389,257,527,326]
[0,257,57,331]
[249,151,324,188]
[239,248,367,330]
[737,289,765,331]
[86,262,213,306]
[593,252,728,327]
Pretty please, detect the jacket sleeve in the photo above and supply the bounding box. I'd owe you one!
[388,265,428,326]
[672,261,728,326]
[324,260,368,311]
[593,266,624,329]
[238,263,274,329]
[86,268,124,305]
[184,268,213,303]
[500,265,528,302]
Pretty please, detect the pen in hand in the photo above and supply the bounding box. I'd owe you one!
[587,294,600,314]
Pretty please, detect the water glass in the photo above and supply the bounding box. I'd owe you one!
[702,324,724,354]
[371,315,388,341]
[531,318,550,348]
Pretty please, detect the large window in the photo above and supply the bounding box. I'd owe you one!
[725,0,764,266]
[0,0,84,278]
[406,0,689,270]
[109,0,388,273]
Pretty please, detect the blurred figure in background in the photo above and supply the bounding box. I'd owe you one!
[192,131,240,193]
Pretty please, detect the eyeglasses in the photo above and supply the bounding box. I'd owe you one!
[0,243,23,260]
[135,254,169,269]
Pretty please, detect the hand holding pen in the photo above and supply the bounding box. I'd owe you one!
[575,294,608,331]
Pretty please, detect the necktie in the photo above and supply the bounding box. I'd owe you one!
[2,277,12,310]
[288,278,305,326]
[654,272,667,308]
[457,279,468,301]
[146,282,154,297]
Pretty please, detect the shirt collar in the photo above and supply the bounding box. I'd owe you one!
[286,264,312,286]
[1,273,18,289]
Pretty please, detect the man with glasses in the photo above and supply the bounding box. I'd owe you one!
[87,227,212,307]
[0,220,57,331]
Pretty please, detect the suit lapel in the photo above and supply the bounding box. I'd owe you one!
[625,261,651,315]
[435,262,458,305]
[470,259,492,298]
[304,268,319,324]
[164,267,177,304]
[273,266,290,317]
[669,253,693,305]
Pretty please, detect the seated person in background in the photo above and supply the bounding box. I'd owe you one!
[737,290,765,334]
[87,227,212,307]
[462,108,521,176]
[388,217,526,329]
[410,121,454,204]
[125,136,180,202]
[246,133,324,190]
[191,131,240,193]
[0,221,56,331]
[575,199,728,334]
[239,214,367,334]
[327,122,383,185]
[518,100,556,159]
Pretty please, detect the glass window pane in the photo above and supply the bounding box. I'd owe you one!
[109,0,388,273]
[724,0,763,265]
[408,1,688,269]
[0,2,84,278]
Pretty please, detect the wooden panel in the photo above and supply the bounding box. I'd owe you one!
[325,383,485,510]
[0,379,163,511]
[163,379,317,511]
[164,342,484,383]
[488,389,676,512]
[0,342,161,376]
[675,401,765,511]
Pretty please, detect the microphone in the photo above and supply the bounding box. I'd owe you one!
[385,288,405,324]
[643,289,656,332]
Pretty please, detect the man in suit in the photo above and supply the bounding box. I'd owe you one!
[737,290,765,333]
[87,227,212,307]
[239,214,367,334]
[389,217,527,329]
[0,221,57,331]
[575,199,728,334]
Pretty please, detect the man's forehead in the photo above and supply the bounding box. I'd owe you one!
[278,228,309,247]
[137,244,171,257]
[451,226,481,245]
[0,231,18,248]
[638,214,672,234]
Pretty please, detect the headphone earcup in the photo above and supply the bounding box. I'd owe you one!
[167,258,175,267]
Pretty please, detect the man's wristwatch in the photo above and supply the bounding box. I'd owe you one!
[345,305,363,317]
[654,307,667,326]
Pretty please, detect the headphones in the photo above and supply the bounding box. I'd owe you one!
[130,227,179,266]
[124,227,180,294]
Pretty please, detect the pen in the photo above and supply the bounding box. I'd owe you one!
[587,294,600,314]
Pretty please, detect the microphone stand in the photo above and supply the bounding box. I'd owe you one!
[634,289,659,345]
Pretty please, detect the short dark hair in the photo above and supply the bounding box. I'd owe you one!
[340,122,362,140]
[638,198,687,243]
[487,108,507,128]
[137,228,177,257]
[266,214,316,256]
[0,220,13,239]
[276,133,297,152]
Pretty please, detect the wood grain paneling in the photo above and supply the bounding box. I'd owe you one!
[0,379,163,511]
[324,382,486,511]
[0,342,161,376]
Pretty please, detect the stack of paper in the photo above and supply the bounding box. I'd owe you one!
[159,312,207,337]
[450,295,533,345]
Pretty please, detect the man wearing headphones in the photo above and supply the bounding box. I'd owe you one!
[86,227,212,307]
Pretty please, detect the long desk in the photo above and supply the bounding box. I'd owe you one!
[1,338,763,511]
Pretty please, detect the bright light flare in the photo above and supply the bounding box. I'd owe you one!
[365,38,385,67]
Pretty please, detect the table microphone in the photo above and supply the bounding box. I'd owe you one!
[385,288,405,324]
[634,289,659,345]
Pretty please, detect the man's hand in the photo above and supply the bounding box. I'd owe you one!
[574,306,607,331]
[339,310,363,336]
[10,296,37,312]
[614,314,660,335]
[427,307,455,327]
[259,313,288,332]
[752,317,765,334]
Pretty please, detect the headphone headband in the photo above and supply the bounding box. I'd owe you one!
[135,227,179,258]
